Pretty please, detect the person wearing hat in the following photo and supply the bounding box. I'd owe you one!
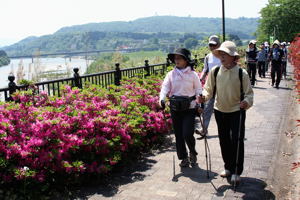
[199,41,253,184]
[159,48,202,167]
[245,40,258,86]
[257,43,268,78]
[264,41,271,72]
[280,42,288,79]
[270,40,284,88]
[195,35,221,139]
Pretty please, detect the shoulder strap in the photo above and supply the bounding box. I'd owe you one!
[213,66,220,98]
[213,66,244,101]
[239,68,244,101]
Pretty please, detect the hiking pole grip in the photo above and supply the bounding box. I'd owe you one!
[200,94,205,109]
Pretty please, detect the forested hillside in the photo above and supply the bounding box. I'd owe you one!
[2,16,258,57]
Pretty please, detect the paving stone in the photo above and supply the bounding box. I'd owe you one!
[86,65,293,199]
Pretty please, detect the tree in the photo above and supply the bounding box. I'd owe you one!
[0,50,10,67]
[257,0,300,42]
[184,38,198,49]
[228,34,243,46]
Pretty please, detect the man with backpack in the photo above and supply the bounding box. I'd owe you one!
[198,41,253,185]
[195,35,221,139]
[270,40,284,89]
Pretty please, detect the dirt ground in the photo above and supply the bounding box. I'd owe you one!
[267,82,300,200]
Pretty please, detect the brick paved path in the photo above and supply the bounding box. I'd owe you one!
[84,65,293,200]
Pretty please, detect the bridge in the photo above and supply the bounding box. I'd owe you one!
[8,48,159,62]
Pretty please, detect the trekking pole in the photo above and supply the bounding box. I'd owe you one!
[173,155,175,178]
[161,100,176,181]
[233,108,243,192]
[198,96,211,179]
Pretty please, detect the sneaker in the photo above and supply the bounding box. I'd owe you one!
[276,85,279,89]
[220,169,231,178]
[189,152,197,165]
[230,174,241,185]
[179,158,190,167]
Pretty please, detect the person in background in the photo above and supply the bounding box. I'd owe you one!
[159,48,202,167]
[199,41,254,185]
[257,43,267,78]
[280,42,288,79]
[245,40,258,86]
[270,40,284,89]
[195,35,221,139]
[264,41,270,73]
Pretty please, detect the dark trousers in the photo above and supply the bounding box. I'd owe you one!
[271,61,282,86]
[247,63,257,85]
[171,109,197,160]
[282,61,287,78]
[214,109,246,175]
[257,61,266,78]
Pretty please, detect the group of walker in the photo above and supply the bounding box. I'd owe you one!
[159,35,254,189]
[245,39,288,88]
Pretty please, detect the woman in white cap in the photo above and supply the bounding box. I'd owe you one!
[199,41,253,185]
[245,40,258,86]
[270,40,284,88]
[159,48,202,167]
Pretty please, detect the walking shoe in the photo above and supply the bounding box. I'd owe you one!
[179,158,190,167]
[195,128,201,135]
[220,169,231,178]
[230,174,241,185]
[189,152,197,165]
[276,85,279,89]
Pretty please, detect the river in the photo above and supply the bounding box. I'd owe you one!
[0,57,92,88]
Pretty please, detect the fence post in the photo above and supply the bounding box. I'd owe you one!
[144,60,150,77]
[163,58,170,74]
[7,74,17,101]
[194,55,198,68]
[73,68,82,88]
[114,63,121,86]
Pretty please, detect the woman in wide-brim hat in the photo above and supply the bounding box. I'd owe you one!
[159,48,202,168]
[167,48,192,65]
[201,41,254,185]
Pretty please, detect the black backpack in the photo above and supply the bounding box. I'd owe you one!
[213,66,245,101]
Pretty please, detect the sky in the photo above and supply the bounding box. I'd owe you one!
[0,0,269,47]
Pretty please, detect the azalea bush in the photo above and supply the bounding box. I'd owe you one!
[0,75,171,197]
[289,34,300,126]
[289,34,300,98]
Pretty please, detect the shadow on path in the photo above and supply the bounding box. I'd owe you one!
[172,163,218,183]
[213,177,275,200]
[72,135,177,199]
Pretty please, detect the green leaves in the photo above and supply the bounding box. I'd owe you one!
[257,0,300,42]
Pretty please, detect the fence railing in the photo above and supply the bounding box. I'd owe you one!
[0,55,203,102]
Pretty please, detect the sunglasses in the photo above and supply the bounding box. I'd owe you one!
[209,44,217,47]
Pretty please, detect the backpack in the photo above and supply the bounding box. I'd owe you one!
[213,66,244,101]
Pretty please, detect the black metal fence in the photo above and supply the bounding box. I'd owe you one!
[0,59,172,102]
[0,55,204,102]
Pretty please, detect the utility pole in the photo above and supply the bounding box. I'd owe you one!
[222,0,226,41]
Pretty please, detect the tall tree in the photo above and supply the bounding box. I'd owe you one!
[257,0,300,42]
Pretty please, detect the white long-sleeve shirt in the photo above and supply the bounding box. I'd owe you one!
[159,66,202,108]
[203,53,221,73]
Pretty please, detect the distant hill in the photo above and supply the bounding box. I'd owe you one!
[56,16,258,38]
[2,16,258,57]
